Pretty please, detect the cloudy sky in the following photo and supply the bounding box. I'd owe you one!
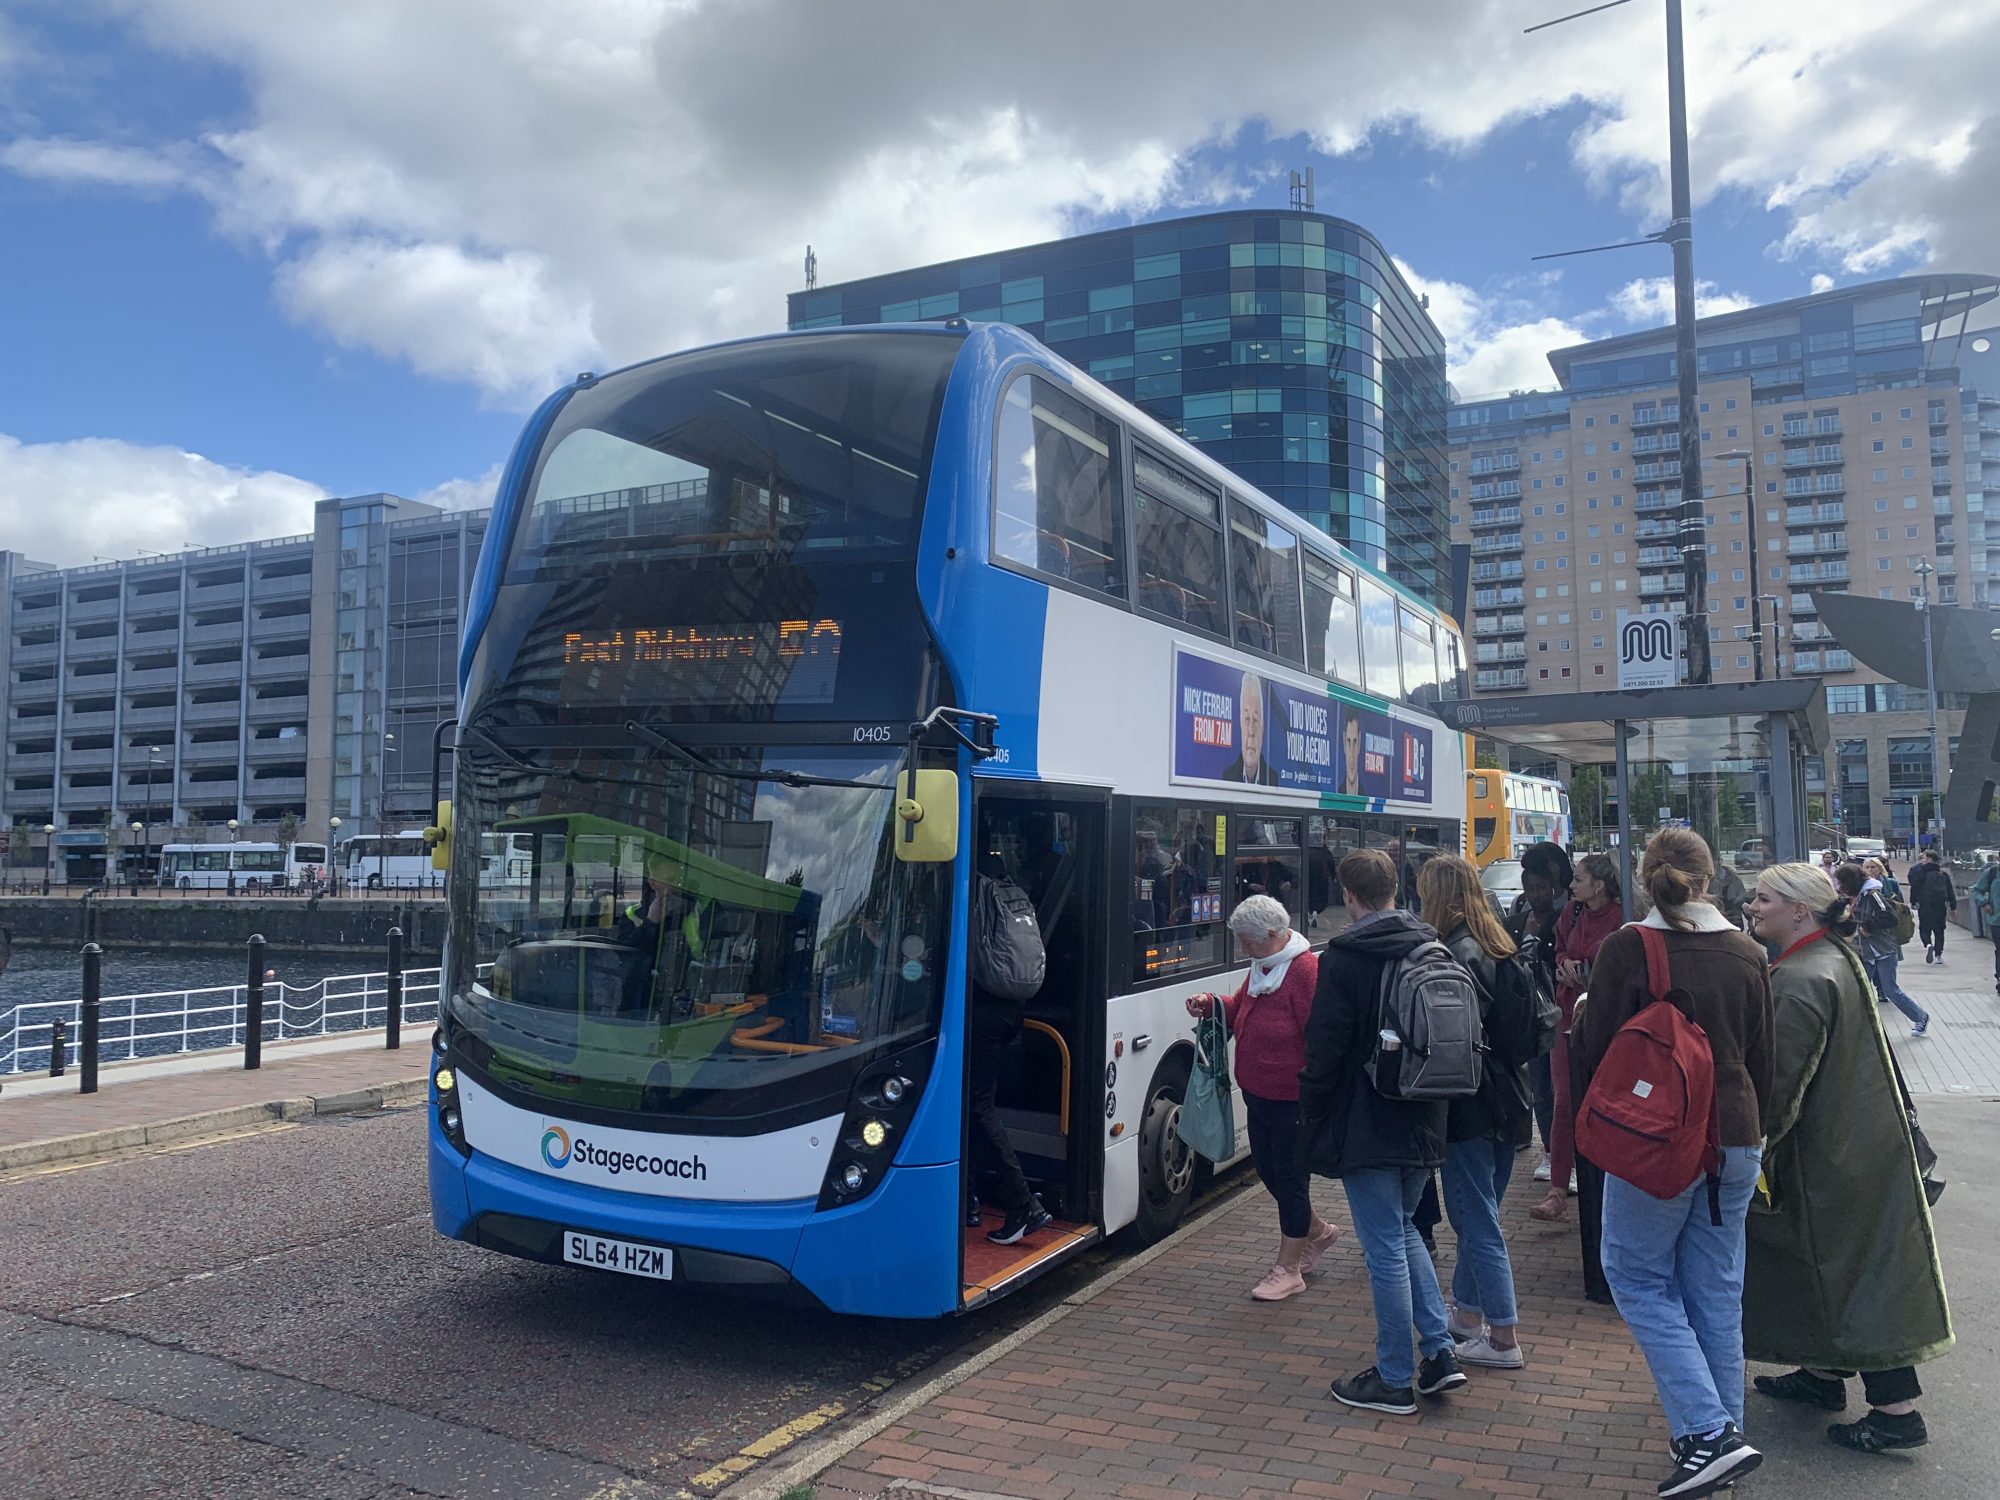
[1,0,1994,565]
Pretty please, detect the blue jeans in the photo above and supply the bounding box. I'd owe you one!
[1601,1144,1764,1442]
[1339,1166,1452,1388]
[1865,951,1928,1026]
[1441,1134,1518,1327]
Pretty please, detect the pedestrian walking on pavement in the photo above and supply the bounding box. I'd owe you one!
[1975,852,2000,995]
[1417,855,1534,1371]
[1185,895,1340,1302]
[1574,828,1774,1499]
[1298,849,1466,1416]
[1836,863,1930,1037]
[1508,842,1570,1187]
[1742,863,1953,1457]
[1907,850,1957,964]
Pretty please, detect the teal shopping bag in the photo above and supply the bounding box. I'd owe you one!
[1174,1001,1236,1162]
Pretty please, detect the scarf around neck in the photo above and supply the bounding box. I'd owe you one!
[1246,930,1311,996]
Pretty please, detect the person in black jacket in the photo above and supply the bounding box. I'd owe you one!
[1909,850,1957,963]
[1298,848,1467,1416]
[1508,842,1571,1178]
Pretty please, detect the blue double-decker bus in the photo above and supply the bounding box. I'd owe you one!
[426,321,1467,1316]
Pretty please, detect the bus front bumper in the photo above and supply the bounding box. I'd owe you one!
[428,1115,963,1317]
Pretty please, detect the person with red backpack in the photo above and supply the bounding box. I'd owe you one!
[1573,829,1774,1499]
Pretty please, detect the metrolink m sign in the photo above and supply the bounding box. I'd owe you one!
[1616,610,1681,690]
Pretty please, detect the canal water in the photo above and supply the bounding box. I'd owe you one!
[1,945,380,1010]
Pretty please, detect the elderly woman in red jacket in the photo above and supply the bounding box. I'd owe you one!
[1188,893,1340,1301]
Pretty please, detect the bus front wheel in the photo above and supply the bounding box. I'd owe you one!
[1129,1057,1196,1245]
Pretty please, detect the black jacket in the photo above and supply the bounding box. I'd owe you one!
[1441,926,1534,1146]
[1909,862,1956,914]
[1297,910,1449,1177]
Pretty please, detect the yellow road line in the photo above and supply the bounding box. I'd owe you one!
[0,1121,298,1184]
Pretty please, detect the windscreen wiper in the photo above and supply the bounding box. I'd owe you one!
[622,720,892,790]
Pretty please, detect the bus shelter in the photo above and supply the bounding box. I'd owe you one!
[1438,679,1829,917]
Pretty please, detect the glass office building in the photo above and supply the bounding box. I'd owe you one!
[787,210,1452,610]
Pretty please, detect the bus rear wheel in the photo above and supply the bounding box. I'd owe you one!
[1129,1060,1196,1245]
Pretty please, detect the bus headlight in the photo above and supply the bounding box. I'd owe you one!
[434,1063,470,1157]
[817,1041,934,1211]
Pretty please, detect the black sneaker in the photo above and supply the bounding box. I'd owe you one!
[986,1197,1052,1245]
[966,1200,983,1228]
[1659,1423,1761,1497]
[1827,1409,1928,1453]
[1329,1366,1417,1415]
[1754,1368,1846,1411]
[1416,1346,1468,1396]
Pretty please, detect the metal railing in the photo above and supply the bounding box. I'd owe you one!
[0,963,446,1075]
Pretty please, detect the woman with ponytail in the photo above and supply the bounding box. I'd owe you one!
[1741,863,1952,1456]
[1573,828,1774,1497]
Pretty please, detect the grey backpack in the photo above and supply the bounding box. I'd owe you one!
[1367,940,1484,1101]
[973,875,1046,1001]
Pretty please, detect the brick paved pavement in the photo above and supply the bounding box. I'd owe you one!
[1889,928,2000,1097]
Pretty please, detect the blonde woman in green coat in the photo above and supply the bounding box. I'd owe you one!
[1742,863,1954,1455]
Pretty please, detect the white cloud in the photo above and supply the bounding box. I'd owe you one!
[1810,273,1836,294]
[0,434,328,567]
[1395,260,1588,399]
[415,463,503,513]
[1608,276,1757,327]
[5,0,1995,403]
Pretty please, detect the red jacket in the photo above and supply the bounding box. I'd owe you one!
[1221,949,1319,1102]
[1554,898,1623,1027]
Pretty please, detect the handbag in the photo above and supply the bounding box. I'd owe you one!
[1175,998,1237,1162]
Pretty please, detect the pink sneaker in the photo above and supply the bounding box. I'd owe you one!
[1299,1222,1342,1277]
[1251,1264,1307,1301]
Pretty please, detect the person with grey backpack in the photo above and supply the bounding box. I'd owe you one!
[966,862,1052,1246]
[1298,848,1480,1416]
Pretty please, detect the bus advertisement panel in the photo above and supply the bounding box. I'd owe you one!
[1171,649,1432,804]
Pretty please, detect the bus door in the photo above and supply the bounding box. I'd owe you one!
[962,785,1108,1304]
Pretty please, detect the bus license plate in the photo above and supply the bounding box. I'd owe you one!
[562,1231,673,1281]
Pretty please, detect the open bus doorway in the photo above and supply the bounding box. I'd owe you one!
[961,789,1107,1307]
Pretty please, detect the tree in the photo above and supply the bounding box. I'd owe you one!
[276,812,300,850]
[1474,739,1504,770]
[1569,765,1608,847]
[184,811,208,844]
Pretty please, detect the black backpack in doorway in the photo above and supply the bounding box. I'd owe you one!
[973,874,1047,1002]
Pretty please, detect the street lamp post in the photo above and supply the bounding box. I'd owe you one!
[1760,595,1786,679]
[1716,451,1763,680]
[128,821,143,896]
[378,732,397,890]
[226,817,240,894]
[43,823,55,895]
[329,816,342,895]
[143,745,162,890]
[1913,559,1944,855]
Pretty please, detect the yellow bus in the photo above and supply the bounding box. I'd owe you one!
[1465,771,1572,868]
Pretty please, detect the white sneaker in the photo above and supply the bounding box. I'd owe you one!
[1454,1335,1525,1369]
[1532,1156,1552,1183]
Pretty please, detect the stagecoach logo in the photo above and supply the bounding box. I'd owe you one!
[541,1125,572,1169]
[1616,611,1680,691]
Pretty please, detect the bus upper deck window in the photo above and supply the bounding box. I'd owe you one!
[1304,553,1361,686]
[994,375,1126,600]
[1132,450,1224,636]
[1229,499,1303,664]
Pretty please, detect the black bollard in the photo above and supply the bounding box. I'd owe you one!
[80,942,102,1095]
[385,926,404,1050]
[244,933,266,1070]
[48,1017,68,1078]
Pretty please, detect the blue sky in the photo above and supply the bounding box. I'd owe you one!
[0,0,1989,564]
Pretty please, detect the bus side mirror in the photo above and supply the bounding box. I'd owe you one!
[425,801,452,871]
[893,771,958,864]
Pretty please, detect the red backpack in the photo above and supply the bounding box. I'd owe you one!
[1575,925,1726,1223]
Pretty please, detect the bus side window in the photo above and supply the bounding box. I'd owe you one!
[1227,499,1303,663]
[1303,553,1361,686]
[992,375,1127,600]
[1132,449,1225,637]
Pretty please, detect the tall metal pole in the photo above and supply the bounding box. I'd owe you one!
[1665,0,1710,685]
[1741,456,1763,681]
[1917,562,1944,853]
